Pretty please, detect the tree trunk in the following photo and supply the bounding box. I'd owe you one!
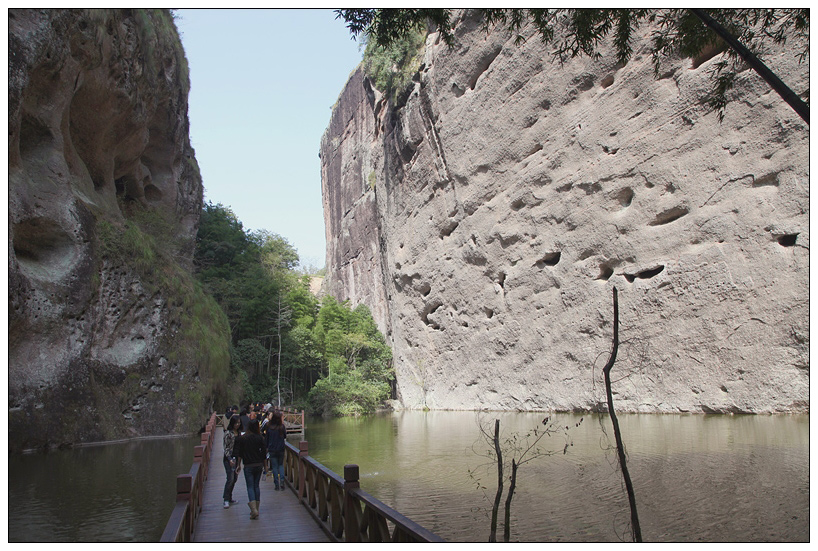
[503,458,518,542]
[489,419,503,542]
[276,295,283,407]
[602,287,642,542]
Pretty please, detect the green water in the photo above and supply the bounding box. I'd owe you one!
[8,434,200,542]
[301,411,809,542]
[6,412,809,542]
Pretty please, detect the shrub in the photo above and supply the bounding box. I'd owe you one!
[362,26,427,103]
[308,371,390,417]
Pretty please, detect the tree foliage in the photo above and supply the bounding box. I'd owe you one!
[193,201,393,414]
[337,8,809,122]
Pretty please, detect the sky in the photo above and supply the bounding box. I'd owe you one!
[174,9,365,270]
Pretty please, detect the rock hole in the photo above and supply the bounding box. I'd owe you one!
[578,182,603,194]
[510,198,526,211]
[535,251,561,268]
[616,187,634,207]
[649,206,689,226]
[440,219,458,238]
[600,74,615,88]
[484,307,494,319]
[13,218,78,282]
[777,234,798,247]
[691,41,727,69]
[624,265,665,282]
[597,264,614,281]
[144,183,163,202]
[497,272,506,290]
[422,301,443,329]
[752,173,779,187]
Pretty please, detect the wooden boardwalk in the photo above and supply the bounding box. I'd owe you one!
[192,426,330,542]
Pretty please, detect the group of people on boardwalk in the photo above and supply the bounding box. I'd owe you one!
[221,402,289,519]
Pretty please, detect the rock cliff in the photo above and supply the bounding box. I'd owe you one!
[8,9,230,451]
[322,12,809,414]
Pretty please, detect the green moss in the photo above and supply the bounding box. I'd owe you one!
[132,8,190,95]
[368,170,376,189]
[363,26,427,104]
[95,205,231,424]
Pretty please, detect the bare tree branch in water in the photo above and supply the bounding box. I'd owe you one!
[601,287,643,542]
[469,413,582,542]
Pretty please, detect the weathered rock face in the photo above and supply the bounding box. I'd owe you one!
[322,12,809,414]
[8,9,229,451]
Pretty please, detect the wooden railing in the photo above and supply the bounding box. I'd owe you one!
[216,407,304,435]
[280,407,305,435]
[283,440,445,542]
[159,412,218,542]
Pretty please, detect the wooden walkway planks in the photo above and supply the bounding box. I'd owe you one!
[192,427,330,543]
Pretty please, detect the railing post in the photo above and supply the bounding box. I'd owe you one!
[344,465,361,542]
[200,432,210,479]
[177,474,193,541]
[298,441,309,500]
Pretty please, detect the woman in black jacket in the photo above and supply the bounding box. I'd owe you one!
[265,411,287,491]
[235,418,266,519]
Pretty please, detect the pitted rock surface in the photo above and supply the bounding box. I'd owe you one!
[8,9,222,451]
[322,12,809,413]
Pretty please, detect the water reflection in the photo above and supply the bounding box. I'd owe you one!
[6,413,807,542]
[8,435,200,542]
[303,412,808,542]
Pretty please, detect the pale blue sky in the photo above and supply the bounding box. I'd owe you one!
[174,8,364,269]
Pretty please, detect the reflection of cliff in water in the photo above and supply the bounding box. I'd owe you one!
[305,411,808,542]
[8,435,200,542]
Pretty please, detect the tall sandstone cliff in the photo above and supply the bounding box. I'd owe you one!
[322,12,809,414]
[8,9,230,451]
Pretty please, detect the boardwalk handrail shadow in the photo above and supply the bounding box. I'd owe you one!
[284,440,445,542]
[160,412,218,542]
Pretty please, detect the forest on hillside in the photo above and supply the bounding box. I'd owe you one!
[194,201,394,415]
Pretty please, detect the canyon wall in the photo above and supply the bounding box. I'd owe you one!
[8,9,229,451]
[322,12,809,414]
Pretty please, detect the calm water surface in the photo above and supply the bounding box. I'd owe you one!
[303,411,809,542]
[8,434,200,542]
[7,412,809,542]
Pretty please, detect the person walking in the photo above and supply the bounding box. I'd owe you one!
[260,408,272,480]
[238,407,251,434]
[235,418,266,519]
[222,415,241,508]
[265,411,287,491]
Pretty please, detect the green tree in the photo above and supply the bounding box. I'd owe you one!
[337,8,809,123]
[193,202,392,412]
[308,296,394,416]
